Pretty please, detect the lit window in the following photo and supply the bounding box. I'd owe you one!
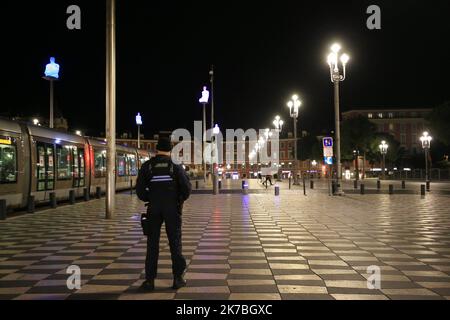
[94,150,106,178]
[56,145,72,180]
[0,141,17,184]
[378,113,383,118]
[117,154,127,176]
[368,113,373,119]
[128,154,137,176]
[388,113,394,118]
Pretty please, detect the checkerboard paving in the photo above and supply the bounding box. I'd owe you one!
[1,190,450,300]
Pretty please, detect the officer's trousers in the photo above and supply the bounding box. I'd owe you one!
[145,206,186,280]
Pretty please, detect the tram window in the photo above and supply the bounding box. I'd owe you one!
[37,145,46,191]
[0,142,17,183]
[94,150,106,178]
[129,154,137,176]
[72,147,85,188]
[117,154,126,176]
[73,147,79,179]
[56,146,72,180]
[79,148,85,187]
[46,145,55,190]
[36,143,55,191]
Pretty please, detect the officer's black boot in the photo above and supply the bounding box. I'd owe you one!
[139,279,155,292]
[172,275,187,289]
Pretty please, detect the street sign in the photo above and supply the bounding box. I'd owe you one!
[323,137,333,148]
[322,137,333,158]
[324,156,333,165]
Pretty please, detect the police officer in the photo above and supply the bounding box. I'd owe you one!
[136,137,191,291]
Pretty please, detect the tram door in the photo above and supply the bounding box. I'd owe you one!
[36,143,55,191]
[72,147,85,188]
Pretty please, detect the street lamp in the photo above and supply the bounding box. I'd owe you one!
[287,95,301,184]
[199,86,210,182]
[379,140,388,180]
[420,131,432,183]
[33,118,40,126]
[135,113,143,149]
[353,149,360,180]
[43,57,60,129]
[327,43,349,195]
[273,116,284,181]
[212,124,220,195]
[75,130,82,136]
[273,115,284,133]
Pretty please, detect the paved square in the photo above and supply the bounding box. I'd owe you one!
[1,189,450,300]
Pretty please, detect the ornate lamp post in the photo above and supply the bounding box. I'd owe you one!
[420,131,432,183]
[287,95,301,185]
[273,116,284,180]
[212,124,220,194]
[379,140,388,180]
[327,43,349,195]
[273,115,284,133]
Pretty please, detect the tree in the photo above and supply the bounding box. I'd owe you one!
[366,132,405,169]
[299,134,322,161]
[341,115,378,161]
[428,101,450,146]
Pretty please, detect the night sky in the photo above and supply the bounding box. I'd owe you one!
[2,0,450,138]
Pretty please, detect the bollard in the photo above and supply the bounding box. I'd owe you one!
[213,175,219,195]
[360,184,365,195]
[50,192,57,208]
[331,181,336,194]
[310,180,314,189]
[96,186,101,199]
[242,181,248,195]
[421,184,426,196]
[426,181,430,192]
[389,184,394,195]
[289,177,292,190]
[303,175,307,196]
[402,180,406,189]
[69,190,76,205]
[0,199,6,220]
[274,185,280,196]
[195,180,199,190]
[27,195,35,213]
[218,180,222,190]
[84,188,90,201]
[130,180,133,195]
[377,180,381,190]
[354,180,358,189]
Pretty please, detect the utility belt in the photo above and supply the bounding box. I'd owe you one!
[140,201,184,236]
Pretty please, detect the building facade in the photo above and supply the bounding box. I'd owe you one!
[116,132,321,179]
[342,108,432,154]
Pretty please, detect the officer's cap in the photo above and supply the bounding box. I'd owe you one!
[156,137,172,152]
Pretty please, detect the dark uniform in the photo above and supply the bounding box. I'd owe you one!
[136,152,191,287]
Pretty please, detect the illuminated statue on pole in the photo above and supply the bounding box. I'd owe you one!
[44,57,60,79]
[199,86,209,104]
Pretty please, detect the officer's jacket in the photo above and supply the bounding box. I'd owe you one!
[136,155,192,207]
